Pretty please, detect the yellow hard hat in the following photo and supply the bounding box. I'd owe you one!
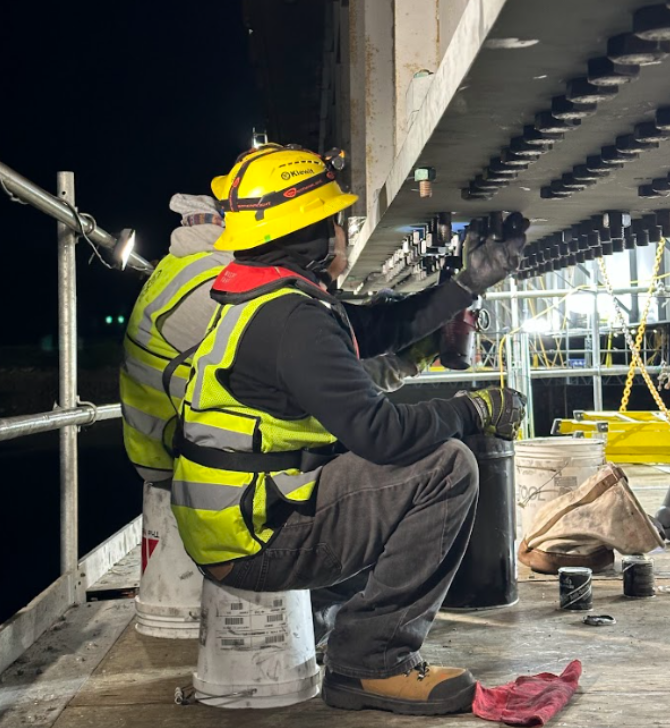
[211,145,358,251]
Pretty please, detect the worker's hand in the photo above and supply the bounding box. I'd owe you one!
[457,386,527,440]
[455,212,529,295]
[397,331,440,373]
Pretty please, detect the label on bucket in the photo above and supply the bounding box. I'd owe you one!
[216,598,288,651]
[555,475,578,490]
[141,533,159,574]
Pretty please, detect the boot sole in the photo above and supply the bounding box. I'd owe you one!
[322,674,476,716]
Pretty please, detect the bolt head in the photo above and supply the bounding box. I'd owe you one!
[413,167,436,182]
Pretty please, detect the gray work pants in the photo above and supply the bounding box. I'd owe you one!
[218,439,479,679]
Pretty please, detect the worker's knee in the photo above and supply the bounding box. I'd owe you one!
[435,439,479,498]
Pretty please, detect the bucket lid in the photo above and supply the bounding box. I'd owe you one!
[514,437,604,456]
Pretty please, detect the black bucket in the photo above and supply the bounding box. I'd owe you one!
[442,434,517,610]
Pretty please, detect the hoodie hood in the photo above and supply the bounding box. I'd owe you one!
[169,224,225,258]
[167,193,226,258]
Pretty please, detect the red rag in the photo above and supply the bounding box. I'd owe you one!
[472,660,582,727]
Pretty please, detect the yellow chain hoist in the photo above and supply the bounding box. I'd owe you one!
[598,238,669,421]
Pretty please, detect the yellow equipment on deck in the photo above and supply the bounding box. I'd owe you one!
[552,411,670,464]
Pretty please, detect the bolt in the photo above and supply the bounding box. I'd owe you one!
[414,167,436,198]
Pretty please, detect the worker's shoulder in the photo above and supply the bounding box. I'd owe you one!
[265,288,334,314]
[254,289,340,331]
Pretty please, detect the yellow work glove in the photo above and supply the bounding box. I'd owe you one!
[396,332,440,373]
[457,387,527,440]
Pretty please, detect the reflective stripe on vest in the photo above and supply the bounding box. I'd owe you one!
[172,479,245,510]
[122,351,189,400]
[130,251,230,351]
[272,470,320,496]
[173,284,346,566]
[122,403,166,440]
[181,420,254,452]
[120,251,228,481]
[191,301,248,410]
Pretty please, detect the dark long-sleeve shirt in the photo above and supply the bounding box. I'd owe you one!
[226,276,479,467]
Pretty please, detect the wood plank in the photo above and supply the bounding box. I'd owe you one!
[70,626,198,707]
[0,601,134,728]
[53,578,670,728]
[49,690,670,728]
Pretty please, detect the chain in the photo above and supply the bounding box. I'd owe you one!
[598,241,669,422]
[619,239,665,410]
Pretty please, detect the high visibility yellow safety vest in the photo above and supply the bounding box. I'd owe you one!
[172,263,350,566]
[120,251,230,482]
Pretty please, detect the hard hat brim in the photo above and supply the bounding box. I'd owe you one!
[211,175,228,200]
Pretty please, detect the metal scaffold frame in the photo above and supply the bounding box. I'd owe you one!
[415,249,670,439]
[0,165,150,673]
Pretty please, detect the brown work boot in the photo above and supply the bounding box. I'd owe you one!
[322,661,476,715]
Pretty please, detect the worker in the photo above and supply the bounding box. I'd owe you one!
[171,144,528,716]
[120,193,232,484]
[120,194,233,628]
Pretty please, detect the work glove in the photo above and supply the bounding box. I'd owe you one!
[455,212,530,296]
[457,386,527,441]
[396,331,440,372]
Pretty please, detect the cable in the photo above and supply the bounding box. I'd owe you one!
[0,177,29,204]
[60,200,114,269]
[527,297,552,368]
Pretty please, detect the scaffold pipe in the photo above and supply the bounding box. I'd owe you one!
[0,160,154,275]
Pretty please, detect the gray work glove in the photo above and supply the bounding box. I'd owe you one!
[457,386,527,441]
[455,212,530,296]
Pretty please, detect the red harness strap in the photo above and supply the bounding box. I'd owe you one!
[212,261,317,293]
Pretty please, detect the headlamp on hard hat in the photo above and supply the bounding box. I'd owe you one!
[323,148,347,173]
[251,128,269,149]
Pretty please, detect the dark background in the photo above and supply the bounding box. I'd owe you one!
[1,0,262,346]
[0,0,262,622]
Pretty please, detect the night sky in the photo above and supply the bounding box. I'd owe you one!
[1,1,261,345]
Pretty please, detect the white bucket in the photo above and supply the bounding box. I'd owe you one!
[515,437,606,537]
[135,482,202,639]
[193,579,320,709]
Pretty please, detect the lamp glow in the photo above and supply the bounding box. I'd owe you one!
[115,228,136,271]
[251,128,268,148]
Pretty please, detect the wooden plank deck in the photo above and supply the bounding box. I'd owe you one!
[3,465,669,728]
[52,575,670,728]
